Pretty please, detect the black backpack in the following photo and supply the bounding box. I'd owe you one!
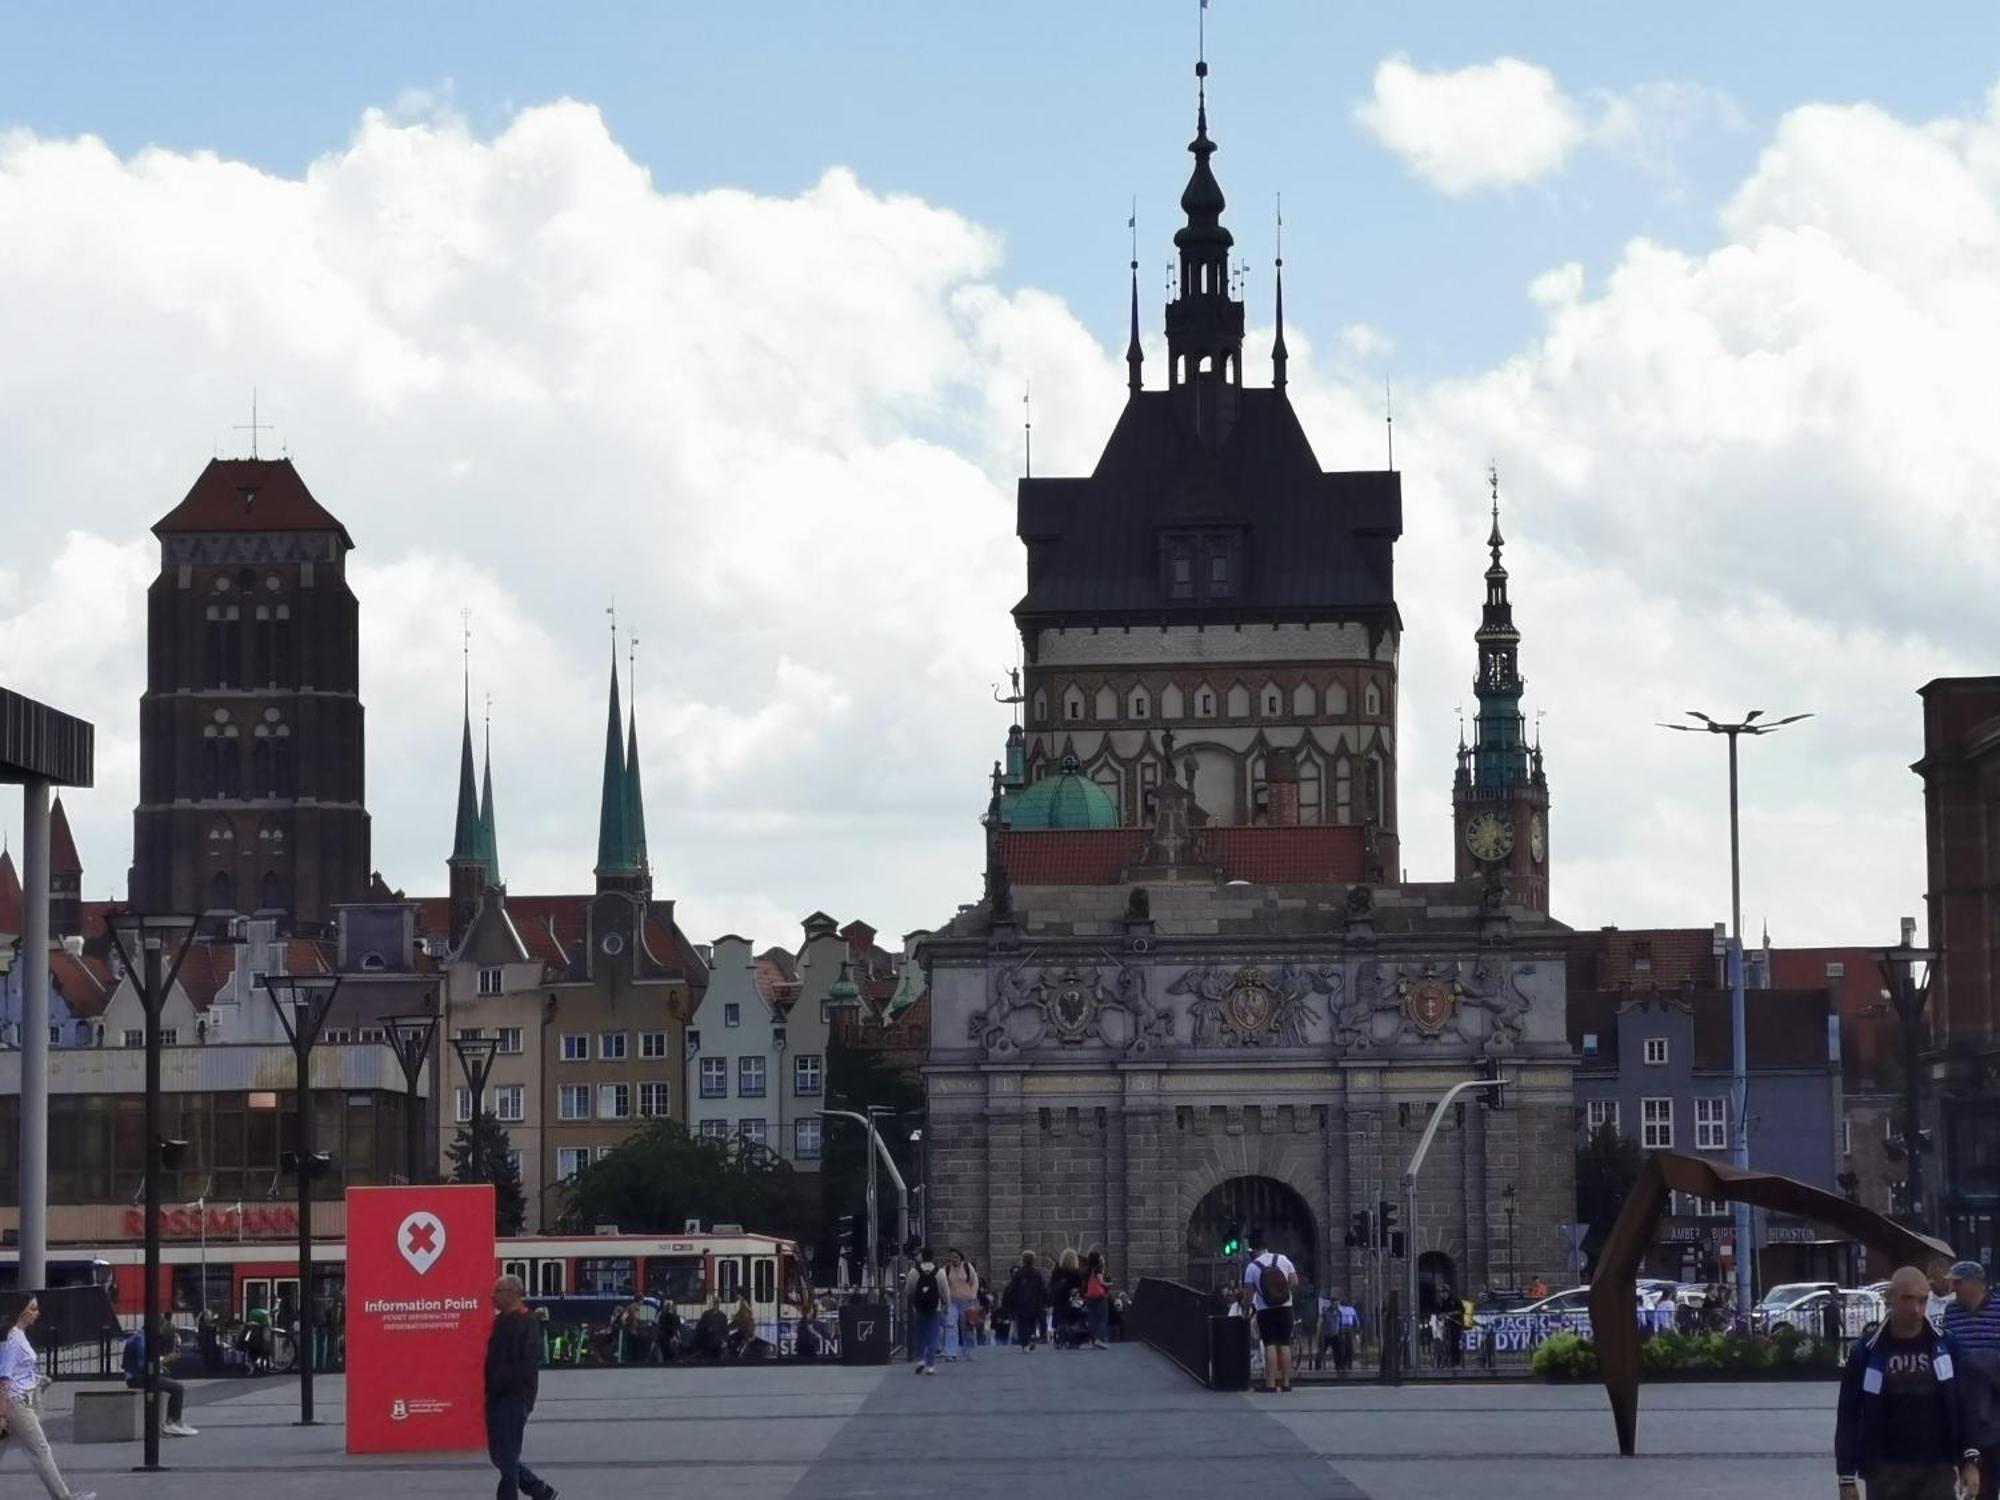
[911,1264,942,1316]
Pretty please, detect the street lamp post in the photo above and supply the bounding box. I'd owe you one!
[1502,1183,1518,1291]
[820,1108,908,1293]
[1659,707,1811,1319]
[263,973,341,1427]
[1876,918,1938,1235]
[104,913,199,1473]
[385,1005,441,1185]
[1403,1075,1510,1368]
[453,1033,504,1220]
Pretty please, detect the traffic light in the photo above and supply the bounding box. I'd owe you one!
[1220,1219,1244,1257]
[1390,1231,1406,1259]
[1378,1200,1398,1249]
[1345,1209,1372,1249]
[836,1212,863,1261]
[1479,1056,1504,1108]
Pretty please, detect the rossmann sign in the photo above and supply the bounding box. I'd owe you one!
[119,1204,300,1238]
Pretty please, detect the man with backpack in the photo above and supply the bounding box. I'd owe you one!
[904,1246,950,1375]
[1243,1232,1298,1394]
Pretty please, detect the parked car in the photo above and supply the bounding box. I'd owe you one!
[1763,1287,1882,1338]
[1752,1281,1839,1331]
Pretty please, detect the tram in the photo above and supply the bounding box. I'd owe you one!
[0,1230,812,1347]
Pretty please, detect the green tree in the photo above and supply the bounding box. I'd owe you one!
[1575,1122,1644,1276]
[557,1119,818,1241]
[447,1113,528,1236]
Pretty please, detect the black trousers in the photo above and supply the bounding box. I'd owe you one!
[128,1376,186,1423]
[485,1398,545,1500]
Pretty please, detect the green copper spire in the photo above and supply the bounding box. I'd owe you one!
[450,677,482,866]
[625,702,649,880]
[595,637,632,877]
[478,710,502,888]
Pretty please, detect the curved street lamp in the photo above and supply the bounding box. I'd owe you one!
[262,972,341,1427]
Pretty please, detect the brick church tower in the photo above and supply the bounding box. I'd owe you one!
[1453,472,1549,911]
[130,458,370,928]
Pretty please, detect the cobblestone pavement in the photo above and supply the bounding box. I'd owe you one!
[17,1346,1840,1498]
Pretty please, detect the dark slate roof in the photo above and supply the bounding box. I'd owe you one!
[1014,387,1401,621]
[1568,986,1835,1071]
[153,458,353,548]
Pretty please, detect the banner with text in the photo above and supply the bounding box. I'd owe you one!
[345,1183,495,1454]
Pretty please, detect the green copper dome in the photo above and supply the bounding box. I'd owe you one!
[1003,755,1119,830]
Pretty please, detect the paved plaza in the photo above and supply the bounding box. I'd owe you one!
[22,1347,1842,1499]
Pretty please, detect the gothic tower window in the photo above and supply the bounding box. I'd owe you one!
[1090,762,1122,819]
[1334,755,1353,825]
[259,871,282,911]
[1129,688,1150,719]
[1261,682,1282,717]
[1293,683,1317,717]
[1094,685,1118,721]
[209,869,235,912]
[1364,681,1382,717]
[1032,690,1047,725]
[1327,681,1350,716]
[1226,683,1250,718]
[1162,684,1185,718]
[1364,757,1383,822]
[1063,687,1085,722]
[1298,754,1323,824]
[1196,686,1216,719]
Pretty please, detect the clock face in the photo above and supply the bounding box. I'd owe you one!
[1529,813,1546,864]
[1465,810,1514,863]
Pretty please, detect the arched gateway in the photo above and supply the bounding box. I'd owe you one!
[1186,1176,1317,1293]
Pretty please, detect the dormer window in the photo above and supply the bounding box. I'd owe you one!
[1160,531,1241,602]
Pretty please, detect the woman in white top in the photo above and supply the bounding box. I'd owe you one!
[0,1297,97,1500]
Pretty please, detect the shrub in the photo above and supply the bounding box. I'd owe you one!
[1531,1331,1599,1378]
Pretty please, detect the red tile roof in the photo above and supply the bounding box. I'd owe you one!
[1000,824,1365,886]
[152,458,353,547]
[175,941,238,1007]
[1567,927,1720,991]
[48,797,82,877]
[48,947,112,1017]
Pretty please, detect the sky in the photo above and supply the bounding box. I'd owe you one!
[2,1,1998,952]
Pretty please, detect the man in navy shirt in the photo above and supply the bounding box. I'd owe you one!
[1945,1260,2000,1500]
[122,1321,196,1437]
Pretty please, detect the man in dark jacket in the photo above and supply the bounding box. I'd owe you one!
[1003,1252,1048,1351]
[485,1275,556,1500]
[1945,1260,2000,1500]
[1836,1265,1980,1500]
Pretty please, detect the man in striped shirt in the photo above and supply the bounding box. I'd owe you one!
[1946,1260,2000,1500]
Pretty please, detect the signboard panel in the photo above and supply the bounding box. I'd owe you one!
[344,1184,495,1455]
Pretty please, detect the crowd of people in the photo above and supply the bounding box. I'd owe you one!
[898,1245,1126,1373]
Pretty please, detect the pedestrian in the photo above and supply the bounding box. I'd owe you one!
[944,1249,980,1361]
[1336,1296,1359,1374]
[1083,1249,1112,1349]
[0,1296,97,1500]
[1003,1251,1048,1352]
[1526,1273,1548,1300]
[1945,1259,2000,1500]
[485,1274,557,1500]
[123,1317,198,1437]
[1244,1234,1298,1394]
[904,1246,949,1375]
[1835,1265,1980,1500]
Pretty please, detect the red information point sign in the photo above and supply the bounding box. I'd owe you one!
[345,1184,496,1454]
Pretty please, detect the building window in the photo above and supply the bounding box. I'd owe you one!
[794,1117,823,1160]
[794,1054,823,1097]
[738,1056,766,1098]
[599,1083,631,1120]
[458,1026,484,1041]
[1586,1099,1619,1133]
[323,1028,353,1045]
[739,1118,767,1147]
[1130,689,1149,719]
[1197,689,1216,718]
[1695,1097,1728,1151]
[698,1119,729,1141]
[558,1084,592,1121]
[557,1147,592,1179]
[640,1030,669,1059]
[158,1029,178,1046]
[1641,1097,1674,1150]
[1364,681,1383,716]
[123,1029,145,1049]
[1168,546,1194,599]
[1064,689,1084,722]
[639,1081,672,1118]
[1643,1037,1669,1066]
[455,1088,477,1124]
[358,1025,385,1043]
[724,1003,741,1028]
[494,1085,525,1123]
[600,1031,627,1061]
[561,1033,588,1062]
[477,966,504,996]
[1264,689,1281,717]
[496,1026,523,1056]
[700,1057,728,1098]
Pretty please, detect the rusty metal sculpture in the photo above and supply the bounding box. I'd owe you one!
[1589,1152,1953,1456]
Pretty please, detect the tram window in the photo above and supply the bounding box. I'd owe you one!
[753,1258,775,1305]
[173,1266,232,1315]
[243,1278,271,1318]
[783,1259,810,1308]
[577,1257,636,1297]
[502,1259,530,1287]
[273,1278,300,1318]
[644,1256,703,1305]
[536,1260,566,1298]
[717,1257,742,1304]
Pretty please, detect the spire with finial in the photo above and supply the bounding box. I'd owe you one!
[450,612,482,868]
[1271,193,1288,389]
[478,694,502,889]
[595,610,636,889]
[624,633,650,885]
[1127,199,1144,397]
[1165,49,1243,395]
[1470,466,1528,790]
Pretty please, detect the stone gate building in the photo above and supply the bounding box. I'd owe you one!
[919,55,1573,1304]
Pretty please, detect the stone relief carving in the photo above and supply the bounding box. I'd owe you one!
[1168,963,1319,1048]
[969,954,1172,1056]
[1320,957,1539,1052]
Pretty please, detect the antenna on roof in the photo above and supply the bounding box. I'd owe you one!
[1022,379,1033,478]
[1384,379,1395,471]
[234,388,272,460]
[460,608,472,712]
[629,631,639,701]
